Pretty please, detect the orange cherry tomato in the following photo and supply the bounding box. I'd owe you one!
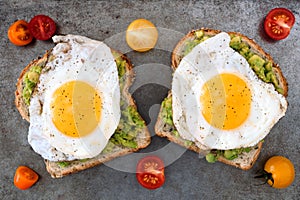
[264,8,295,40]
[14,166,39,190]
[255,156,295,189]
[136,155,165,190]
[8,20,33,46]
[126,19,158,52]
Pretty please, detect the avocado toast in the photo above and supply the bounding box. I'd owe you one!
[15,37,151,178]
[155,28,288,170]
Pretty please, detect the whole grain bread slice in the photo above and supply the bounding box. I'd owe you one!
[15,46,151,178]
[155,28,288,170]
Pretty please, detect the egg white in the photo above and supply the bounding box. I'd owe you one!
[172,32,287,150]
[28,35,120,161]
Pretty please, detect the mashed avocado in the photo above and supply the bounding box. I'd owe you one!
[107,53,145,150]
[161,97,196,148]
[22,56,50,106]
[22,65,43,105]
[205,147,252,163]
[108,105,144,149]
[182,30,210,57]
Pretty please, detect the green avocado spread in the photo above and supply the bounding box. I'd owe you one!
[102,53,145,153]
[22,65,43,106]
[161,30,278,163]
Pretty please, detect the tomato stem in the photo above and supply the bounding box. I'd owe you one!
[254,170,274,186]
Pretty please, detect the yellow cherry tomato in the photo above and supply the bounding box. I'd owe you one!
[264,156,295,189]
[256,156,295,189]
[126,19,158,52]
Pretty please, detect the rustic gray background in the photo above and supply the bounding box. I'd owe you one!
[0,0,299,199]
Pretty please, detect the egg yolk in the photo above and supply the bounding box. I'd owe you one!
[200,73,251,130]
[50,81,102,138]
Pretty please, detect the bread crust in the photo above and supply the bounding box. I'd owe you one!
[156,28,288,170]
[15,47,151,178]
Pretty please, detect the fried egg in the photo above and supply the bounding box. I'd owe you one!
[28,35,120,161]
[172,32,287,150]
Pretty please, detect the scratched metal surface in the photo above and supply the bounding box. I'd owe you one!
[0,0,299,199]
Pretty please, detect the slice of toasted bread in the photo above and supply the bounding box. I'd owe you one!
[46,52,150,178]
[15,45,151,178]
[155,28,288,170]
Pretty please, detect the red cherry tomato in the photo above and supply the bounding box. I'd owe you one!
[28,15,56,40]
[264,8,295,40]
[136,156,165,190]
[8,20,33,46]
[14,166,39,190]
